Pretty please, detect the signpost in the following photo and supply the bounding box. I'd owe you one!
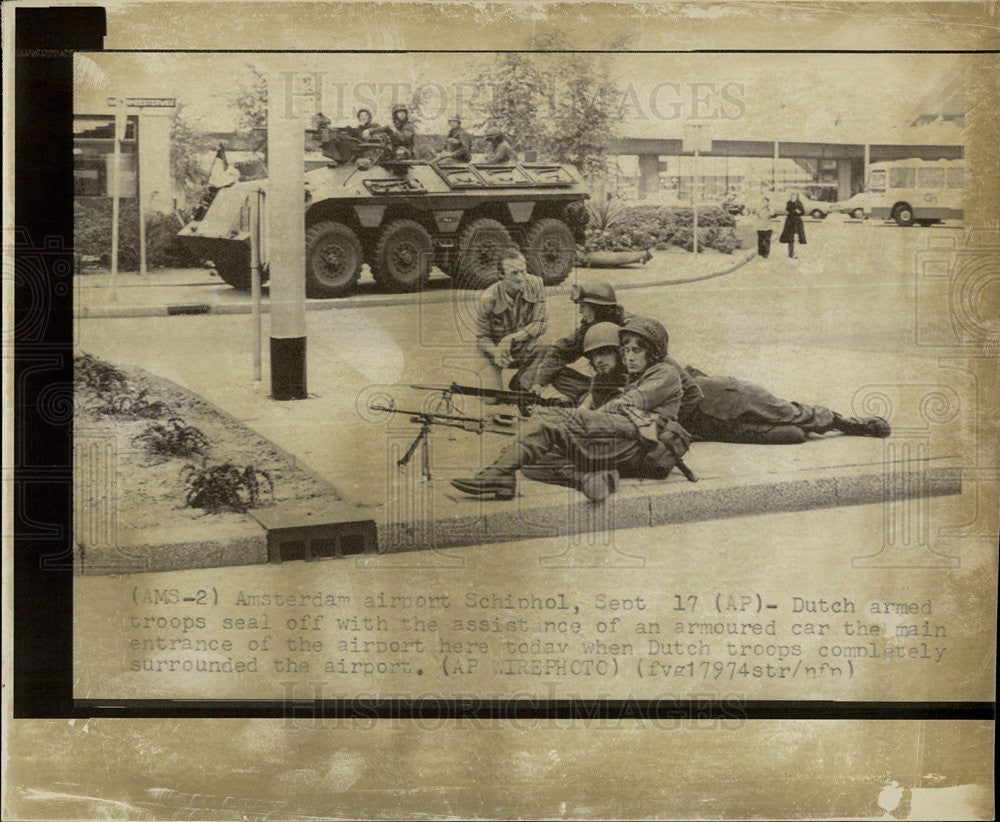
[106,97,176,284]
[683,124,712,255]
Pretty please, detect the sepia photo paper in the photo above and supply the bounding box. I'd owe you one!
[3,1,997,819]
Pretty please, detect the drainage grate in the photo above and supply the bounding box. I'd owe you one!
[250,500,377,563]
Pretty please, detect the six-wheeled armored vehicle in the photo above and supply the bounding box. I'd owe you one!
[177,134,590,297]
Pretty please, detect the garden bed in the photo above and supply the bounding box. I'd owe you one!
[74,354,352,574]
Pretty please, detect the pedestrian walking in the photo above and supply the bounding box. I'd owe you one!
[779,192,807,258]
[747,191,773,258]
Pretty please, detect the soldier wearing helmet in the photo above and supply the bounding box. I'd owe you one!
[382,103,415,159]
[434,115,472,163]
[345,108,380,141]
[451,317,702,503]
[483,127,513,164]
[516,279,631,403]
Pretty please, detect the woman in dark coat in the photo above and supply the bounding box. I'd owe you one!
[779,192,807,258]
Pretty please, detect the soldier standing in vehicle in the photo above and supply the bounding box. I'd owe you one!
[452,317,700,502]
[345,108,379,141]
[483,127,513,164]
[474,248,548,402]
[434,115,472,163]
[380,103,415,159]
[516,280,631,403]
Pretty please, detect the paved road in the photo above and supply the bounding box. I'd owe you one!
[77,220,965,503]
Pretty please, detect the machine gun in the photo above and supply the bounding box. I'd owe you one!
[368,401,514,482]
[411,383,698,483]
[411,383,574,417]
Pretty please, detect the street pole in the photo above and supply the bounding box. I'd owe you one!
[693,147,699,255]
[250,188,263,386]
[109,103,125,301]
[137,110,147,277]
[267,72,307,400]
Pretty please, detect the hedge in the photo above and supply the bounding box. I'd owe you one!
[75,198,204,270]
[583,204,741,255]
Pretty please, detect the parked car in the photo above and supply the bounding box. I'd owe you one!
[769,191,836,219]
[833,191,878,219]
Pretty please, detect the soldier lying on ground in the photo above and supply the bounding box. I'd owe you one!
[514,280,632,403]
[680,365,891,443]
[451,317,701,502]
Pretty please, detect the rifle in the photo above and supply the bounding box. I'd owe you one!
[411,383,573,416]
[369,403,513,482]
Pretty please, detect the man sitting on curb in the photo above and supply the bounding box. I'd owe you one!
[473,248,548,410]
[514,280,632,403]
[681,365,892,444]
[451,317,702,503]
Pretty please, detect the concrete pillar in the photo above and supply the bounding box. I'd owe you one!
[267,73,308,400]
[837,159,853,199]
[137,109,174,213]
[638,153,660,196]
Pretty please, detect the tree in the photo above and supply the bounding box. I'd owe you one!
[467,35,630,181]
[230,62,268,157]
[468,52,547,152]
[170,102,210,210]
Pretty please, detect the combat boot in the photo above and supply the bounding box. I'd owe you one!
[577,469,619,503]
[450,468,516,500]
[833,414,891,438]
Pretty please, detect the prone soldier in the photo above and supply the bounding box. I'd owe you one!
[681,365,891,443]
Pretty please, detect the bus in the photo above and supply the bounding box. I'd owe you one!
[865,158,964,226]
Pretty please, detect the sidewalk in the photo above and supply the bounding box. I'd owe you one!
[76,247,754,318]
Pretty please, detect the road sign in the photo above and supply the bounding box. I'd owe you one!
[683,123,713,153]
[107,97,176,108]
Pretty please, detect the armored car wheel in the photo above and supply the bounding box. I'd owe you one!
[454,217,512,288]
[305,220,363,298]
[522,217,575,285]
[371,219,433,292]
[211,241,253,290]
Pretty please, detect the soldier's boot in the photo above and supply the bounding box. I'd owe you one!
[450,444,527,500]
[576,469,619,503]
[832,414,892,438]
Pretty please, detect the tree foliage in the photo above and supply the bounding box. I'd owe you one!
[230,62,268,156]
[469,34,631,178]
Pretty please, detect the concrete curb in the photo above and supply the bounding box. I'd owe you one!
[376,461,961,555]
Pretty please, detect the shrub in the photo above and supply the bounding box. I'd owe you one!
[88,386,173,419]
[75,352,129,393]
[582,204,739,254]
[181,462,273,513]
[133,417,211,461]
[74,198,205,270]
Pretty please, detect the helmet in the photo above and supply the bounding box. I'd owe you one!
[619,316,669,362]
[583,322,623,355]
[485,127,503,140]
[571,280,617,306]
[356,107,372,119]
[392,102,409,114]
[448,114,462,124]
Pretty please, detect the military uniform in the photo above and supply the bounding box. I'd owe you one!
[484,134,513,164]
[682,366,890,444]
[473,273,548,392]
[444,124,472,162]
[454,317,699,501]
